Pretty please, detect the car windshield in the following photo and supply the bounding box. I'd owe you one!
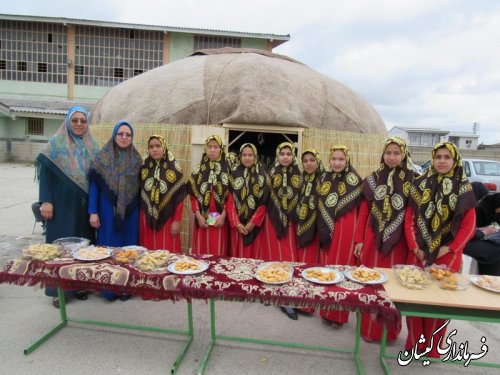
[472,161,500,176]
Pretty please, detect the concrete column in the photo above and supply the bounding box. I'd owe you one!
[163,32,171,64]
[67,24,75,100]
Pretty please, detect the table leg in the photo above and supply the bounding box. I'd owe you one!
[198,299,216,375]
[170,301,194,374]
[379,325,390,375]
[24,287,68,354]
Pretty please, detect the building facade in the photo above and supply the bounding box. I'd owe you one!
[0,14,289,161]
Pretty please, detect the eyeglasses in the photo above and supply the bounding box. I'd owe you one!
[71,119,87,124]
[116,132,132,138]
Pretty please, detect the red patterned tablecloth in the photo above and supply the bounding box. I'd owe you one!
[0,254,400,330]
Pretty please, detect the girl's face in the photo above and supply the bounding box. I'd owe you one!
[330,150,348,173]
[433,147,455,175]
[206,139,221,161]
[383,143,403,168]
[302,152,318,174]
[115,125,133,149]
[69,112,88,137]
[148,138,164,161]
[278,146,293,167]
[240,146,256,168]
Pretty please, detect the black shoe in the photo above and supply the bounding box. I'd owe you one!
[119,295,131,301]
[280,306,298,320]
[75,291,88,300]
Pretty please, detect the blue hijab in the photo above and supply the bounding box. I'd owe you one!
[89,120,142,230]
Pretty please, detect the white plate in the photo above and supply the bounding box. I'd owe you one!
[255,262,293,284]
[121,245,147,251]
[302,267,344,284]
[73,247,112,261]
[167,260,209,275]
[470,275,500,294]
[344,268,387,284]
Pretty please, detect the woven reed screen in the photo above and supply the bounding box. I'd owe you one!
[91,123,193,252]
[302,128,388,178]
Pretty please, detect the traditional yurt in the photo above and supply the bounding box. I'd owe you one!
[90,48,388,250]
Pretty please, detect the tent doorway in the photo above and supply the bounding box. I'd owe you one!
[225,126,301,172]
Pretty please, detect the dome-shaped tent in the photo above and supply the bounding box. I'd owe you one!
[92,48,386,134]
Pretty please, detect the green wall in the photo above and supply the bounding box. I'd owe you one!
[0,81,67,98]
[170,33,196,61]
[241,38,268,49]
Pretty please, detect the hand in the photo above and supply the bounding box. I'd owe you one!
[413,248,425,262]
[214,212,226,227]
[244,222,255,233]
[353,243,363,258]
[437,245,451,259]
[196,212,208,228]
[237,223,248,235]
[170,221,180,236]
[89,213,100,229]
[40,202,53,220]
[481,226,497,236]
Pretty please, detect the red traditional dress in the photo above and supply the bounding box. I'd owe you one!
[296,148,325,265]
[404,141,476,358]
[139,135,187,252]
[261,142,303,262]
[355,136,414,342]
[187,135,230,256]
[316,145,363,324]
[227,144,269,259]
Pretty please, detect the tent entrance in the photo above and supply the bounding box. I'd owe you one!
[223,124,303,171]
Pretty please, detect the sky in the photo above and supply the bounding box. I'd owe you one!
[2,0,500,144]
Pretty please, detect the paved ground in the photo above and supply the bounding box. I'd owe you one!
[0,163,499,375]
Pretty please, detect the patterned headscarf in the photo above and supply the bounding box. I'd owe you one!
[409,141,476,264]
[316,145,363,248]
[229,143,270,246]
[226,151,240,171]
[267,142,303,238]
[140,135,187,231]
[38,105,99,193]
[363,136,414,255]
[89,120,142,230]
[187,135,230,221]
[296,148,326,247]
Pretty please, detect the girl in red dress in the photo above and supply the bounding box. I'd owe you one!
[261,142,303,320]
[296,148,325,264]
[139,135,186,251]
[227,143,269,258]
[405,141,476,358]
[316,145,363,326]
[354,136,414,342]
[187,135,230,256]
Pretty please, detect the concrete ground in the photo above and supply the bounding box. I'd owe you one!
[0,162,499,375]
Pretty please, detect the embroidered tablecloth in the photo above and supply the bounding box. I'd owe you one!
[0,254,400,330]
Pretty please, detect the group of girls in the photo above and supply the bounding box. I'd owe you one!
[187,134,476,359]
[38,107,477,357]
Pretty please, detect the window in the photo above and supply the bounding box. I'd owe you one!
[0,60,6,70]
[75,65,84,75]
[17,61,27,71]
[133,69,143,76]
[464,161,471,177]
[47,33,52,43]
[38,63,47,72]
[114,68,124,78]
[194,35,242,50]
[27,118,44,135]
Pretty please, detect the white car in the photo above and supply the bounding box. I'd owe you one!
[420,158,500,192]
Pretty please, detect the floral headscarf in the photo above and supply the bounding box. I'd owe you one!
[363,136,414,255]
[226,151,240,171]
[409,141,476,264]
[37,105,99,193]
[267,142,303,238]
[89,120,142,230]
[140,135,187,231]
[296,148,326,248]
[316,145,363,248]
[187,135,230,221]
[229,143,269,245]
